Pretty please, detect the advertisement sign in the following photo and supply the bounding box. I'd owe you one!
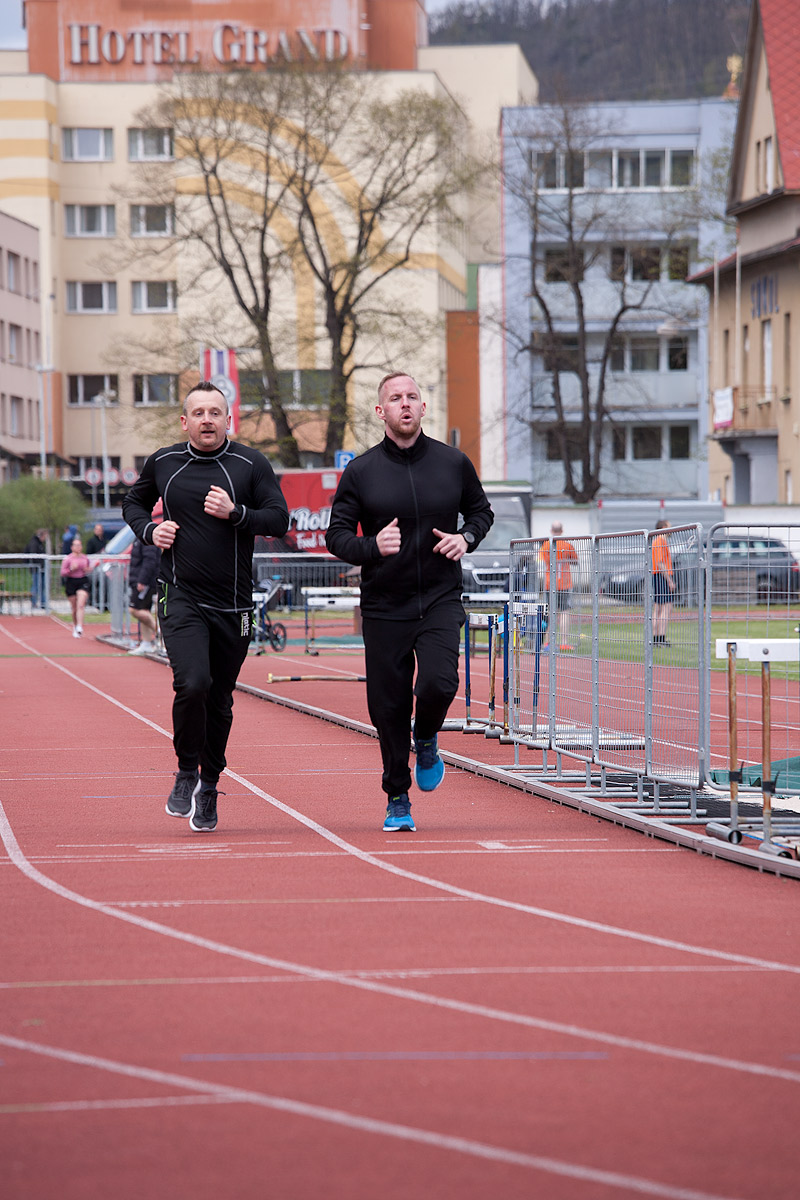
[278,469,343,553]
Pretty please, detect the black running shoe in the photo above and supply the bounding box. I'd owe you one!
[166,769,199,818]
[190,785,218,832]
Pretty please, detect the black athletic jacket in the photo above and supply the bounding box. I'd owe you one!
[325,432,493,619]
[122,439,288,612]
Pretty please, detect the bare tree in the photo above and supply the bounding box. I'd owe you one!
[112,66,484,466]
[503,101,707,502]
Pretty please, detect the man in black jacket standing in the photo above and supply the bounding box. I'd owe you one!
[123,381,289,832]
[326,372,493,832]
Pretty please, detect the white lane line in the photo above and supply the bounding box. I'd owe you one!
[1,623,797,976]
[2,790,800,1085]
[0,1033,744,1200]
[2,627,800,1088]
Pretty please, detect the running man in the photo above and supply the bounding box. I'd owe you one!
[326,371,493,833]
[122,381,289,831]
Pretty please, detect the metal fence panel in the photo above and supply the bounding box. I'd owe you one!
[705,522,800,796]
[253,553,354,609]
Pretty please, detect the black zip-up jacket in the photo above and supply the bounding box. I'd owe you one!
[325,432,493,619]
[122,439,288,612]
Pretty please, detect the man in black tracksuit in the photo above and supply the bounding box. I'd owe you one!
[123,381,289,832]
[326,372,493,832]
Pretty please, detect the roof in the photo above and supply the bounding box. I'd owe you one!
[687,234,800,285]
[758,0,800,190]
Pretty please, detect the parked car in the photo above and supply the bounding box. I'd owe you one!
[708,534,800,605]
[598,531,698,608]
[460,493,531,594]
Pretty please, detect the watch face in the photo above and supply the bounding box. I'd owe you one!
[463,531,475,545]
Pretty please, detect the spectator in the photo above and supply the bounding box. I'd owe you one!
[128,536,162,655]
[24,527,49,609]
[86,523,107,554]
[538,522,579,651]
[652,519,675,646]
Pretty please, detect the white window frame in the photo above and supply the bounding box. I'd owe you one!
[66,281,117,314]
[131,281,176,314]
[133,373,178,406]
[65,204,116,237]
[128,128,174,161]
[62,128,113,162]
[67,374,119,407]
[129,204,175,237]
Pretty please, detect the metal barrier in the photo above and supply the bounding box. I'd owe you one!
[252,553,354,610]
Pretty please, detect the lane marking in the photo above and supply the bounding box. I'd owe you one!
[0,1033,744,1200]
[0,964,767,992]
[0,628,789,970]
[1,625,800,1090]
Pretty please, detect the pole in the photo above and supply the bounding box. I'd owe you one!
[100,397,110,510]
[37,366,46,475]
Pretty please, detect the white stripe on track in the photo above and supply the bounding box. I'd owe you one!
[2,625,800,1093]
[0,1033,744,1200]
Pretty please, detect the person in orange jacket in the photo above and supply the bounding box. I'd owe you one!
[538,521,579,650]
[652,519,675,645]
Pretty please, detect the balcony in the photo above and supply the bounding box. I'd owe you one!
[712,385,777,435]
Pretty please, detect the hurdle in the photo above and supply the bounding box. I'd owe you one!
[440,595,512,738]
[707,638,800,859]
[301,586,363,656]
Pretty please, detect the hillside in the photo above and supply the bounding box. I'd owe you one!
[429,0,751,102]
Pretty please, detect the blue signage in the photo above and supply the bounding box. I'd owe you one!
[335,450,355,469]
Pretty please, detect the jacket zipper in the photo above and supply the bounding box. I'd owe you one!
[406,458,424,619]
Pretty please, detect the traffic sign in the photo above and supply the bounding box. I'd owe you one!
[335,450,355,470]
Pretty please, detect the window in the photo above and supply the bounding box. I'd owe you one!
[564,152,584,189]
[545,248,583,283]
[66,281,117,313]
[65,204,116,236]
[723,328,730,386]
[541,335,580,374]
[670,151,693,187]
[784,313,791,397]
[8,324,21,363]
[131,281,176,313]
[617,151,640,188]
[612,427,626,460]
[630,337,659,371]
[128,128,173,160]
[133,374,177,405]
[631,246,660,282]
[669,426,690,459]
[277,369,332,409]
[668,337,688,371]
[609,337,625,372]
[644,151,664,186]
[67,374,119,406]
[129,204,174,236]
[546,427,583,461]
[632,426,661,459]
[585,151,612,188]
[668,244,690,281]
[610,246,626,281]
[540,152,558,188]
[62,128,113,161]
[764,136,774,192]
[762,319,773,389]
[10,396,23,437]
[7,251,20,293]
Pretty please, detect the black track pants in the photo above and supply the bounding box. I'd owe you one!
[361,602,463,797]
[158,582,252,785]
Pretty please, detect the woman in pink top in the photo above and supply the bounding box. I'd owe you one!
[60,536,91,637]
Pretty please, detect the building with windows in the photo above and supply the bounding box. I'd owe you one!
[0,0,534,495]
[691,0,800,506]
[498,98,736,500]
[0,210,44,483]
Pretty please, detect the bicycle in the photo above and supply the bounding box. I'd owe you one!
[252,576,287,654]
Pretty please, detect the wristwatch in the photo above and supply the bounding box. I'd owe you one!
[459,529,476,547]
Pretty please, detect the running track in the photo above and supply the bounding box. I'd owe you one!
[1,615,799,1200]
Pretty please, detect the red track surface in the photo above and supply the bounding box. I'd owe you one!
[2,614,799,1200]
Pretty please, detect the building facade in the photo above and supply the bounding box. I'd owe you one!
[692,0,800,506]
[0,210,44,483]
[0,0,526,497]
[499,98,736,501]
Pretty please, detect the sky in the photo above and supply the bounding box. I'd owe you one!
[0,2,456,49]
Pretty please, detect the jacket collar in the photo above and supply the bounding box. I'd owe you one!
[186,438,230,460]
[381,430,428,463]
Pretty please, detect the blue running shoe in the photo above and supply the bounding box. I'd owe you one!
[383,794,415,832]
[413,730,445,792]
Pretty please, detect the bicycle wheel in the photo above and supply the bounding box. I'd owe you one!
[269,622,287,652]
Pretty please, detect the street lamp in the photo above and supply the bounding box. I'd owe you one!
[92,389,117,511]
